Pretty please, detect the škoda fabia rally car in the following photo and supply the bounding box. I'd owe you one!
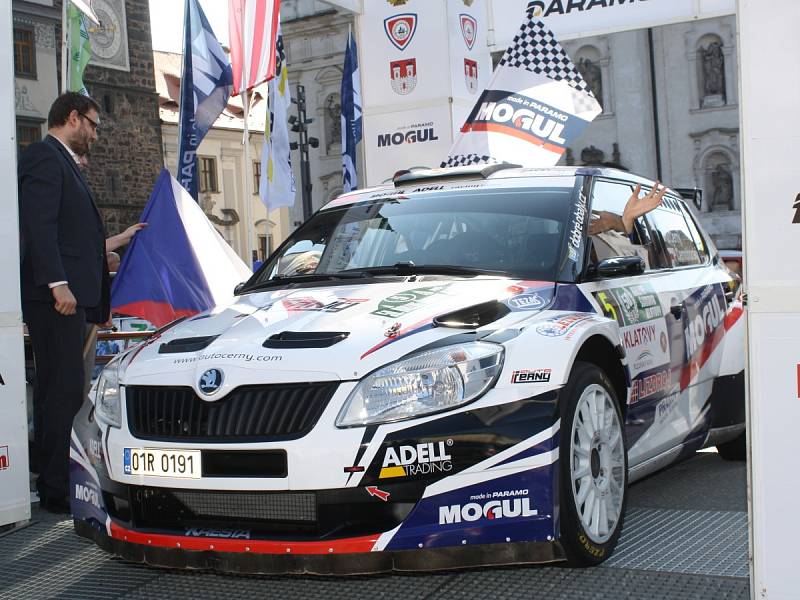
[71,165,745,574]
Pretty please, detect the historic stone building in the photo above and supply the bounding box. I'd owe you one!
[280,4,741,249]
[12,0,163,237]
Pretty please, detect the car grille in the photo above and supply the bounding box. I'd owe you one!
[128,487,318,531]
[125,383,337,442]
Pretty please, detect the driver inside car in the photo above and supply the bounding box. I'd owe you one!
[588,182,667,269]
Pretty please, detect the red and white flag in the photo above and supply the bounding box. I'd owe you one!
[228,0,281,96]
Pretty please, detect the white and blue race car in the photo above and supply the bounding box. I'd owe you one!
[70,165,745,574]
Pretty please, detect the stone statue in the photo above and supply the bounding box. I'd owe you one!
[577,57,603,106]
[325,94,342,150]
[581,145,605,165]
[711,164,734,211]
[701,42,726,101]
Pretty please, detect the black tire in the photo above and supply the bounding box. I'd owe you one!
[716,430,747,461]
[559,361,628,567]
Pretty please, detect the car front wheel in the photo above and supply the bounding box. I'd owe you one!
[559,361,628,566]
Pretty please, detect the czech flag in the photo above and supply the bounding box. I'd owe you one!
[111,169,252,327]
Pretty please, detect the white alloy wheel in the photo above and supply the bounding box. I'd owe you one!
[569,383,626,545]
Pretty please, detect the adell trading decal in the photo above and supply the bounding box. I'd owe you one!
[379,440,453,479]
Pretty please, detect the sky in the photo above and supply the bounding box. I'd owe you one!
[148,0,230,54]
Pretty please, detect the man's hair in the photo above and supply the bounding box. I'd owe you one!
[47,92,101,128]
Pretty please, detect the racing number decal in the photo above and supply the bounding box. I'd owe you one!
[597,291,618,322]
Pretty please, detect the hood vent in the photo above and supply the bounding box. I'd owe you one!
[263,331,349,349]
[434,300,511,330]
[158,335,219,354]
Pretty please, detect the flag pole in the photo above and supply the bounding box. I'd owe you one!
[61,0,69,93]
[242,90,255,268]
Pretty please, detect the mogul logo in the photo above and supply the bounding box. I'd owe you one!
[439,492,537,524]
[511,369,551,383]
[623,323,657,351]
[378,124,439,147]
[389,58,418,95]
[684,290,724,357]
[0,446,8,470]
[185,528,251,539]
[379,440,453,479]
[74,483,101,508]
[527,0,647,18]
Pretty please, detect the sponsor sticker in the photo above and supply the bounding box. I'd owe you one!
[459,14,477,50]
[507,292,546,311]
[384,13,417,51]
[629,368,671,404]
[793,193,800,224]
[439,489,537,525]
[655,393,679,425]
[282,297,367,313]
[595,283,664,327]
[174,353,282,366]
[380,440,453,479]
[185,528,251,539]
[378,123,439,147]
[511,369,551,384]
[683,285,725,360]
[536,313,594,338]
[0,445,8,470]
[371,285,450,318]
[74,482,101,509]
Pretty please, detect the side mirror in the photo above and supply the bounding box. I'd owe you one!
[594,256,646,279]
[233,282,246,295]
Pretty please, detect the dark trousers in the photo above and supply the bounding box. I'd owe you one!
[24,300,86,500]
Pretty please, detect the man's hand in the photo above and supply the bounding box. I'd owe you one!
[52,284,77,316]
[621,183,667,233]
[588,211,626,235]
[120,222,148,243]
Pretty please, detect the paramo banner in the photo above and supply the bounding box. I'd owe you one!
[488,0,735,49]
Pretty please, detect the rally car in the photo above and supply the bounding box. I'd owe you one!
[70,165,745,574]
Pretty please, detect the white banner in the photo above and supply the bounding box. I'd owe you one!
[489,0,736,49]
[0,0,30,527]
[358,0,491,186]
[739,0,800,597]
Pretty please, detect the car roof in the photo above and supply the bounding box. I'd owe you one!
[321,165,666,211]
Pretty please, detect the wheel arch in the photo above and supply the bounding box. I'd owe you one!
[570,334,628,417]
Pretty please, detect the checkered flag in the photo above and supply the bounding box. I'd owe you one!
[500,19,594,97]
[440,154,498,168]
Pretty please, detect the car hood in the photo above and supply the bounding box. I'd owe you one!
[119,278,557,389]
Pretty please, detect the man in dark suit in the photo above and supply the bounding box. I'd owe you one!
[18,92,108,513]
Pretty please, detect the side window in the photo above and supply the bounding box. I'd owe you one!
[589,180,658,270]
[678,200,710,262]
[647,206,703,268]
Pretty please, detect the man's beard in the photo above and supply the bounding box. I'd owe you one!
[69,131,92,156]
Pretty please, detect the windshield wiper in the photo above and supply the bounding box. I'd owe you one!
[242,271,370,292]
[340,262,512,278]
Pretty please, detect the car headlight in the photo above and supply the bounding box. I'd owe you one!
[94,359,122,428]
[336,342,504,427]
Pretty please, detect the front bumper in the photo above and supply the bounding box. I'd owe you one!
[70,390,564,574]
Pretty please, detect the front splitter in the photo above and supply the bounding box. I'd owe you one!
[74,520,565,575]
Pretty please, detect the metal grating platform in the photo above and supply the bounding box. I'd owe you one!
[604,508,749,578]
[0,506,750,600]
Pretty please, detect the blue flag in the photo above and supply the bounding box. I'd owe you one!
[341,31,362,193]
[177,0,233,200]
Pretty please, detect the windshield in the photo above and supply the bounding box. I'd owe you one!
[247,186,576,288]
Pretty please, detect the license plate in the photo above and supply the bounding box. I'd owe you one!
[123,448,201,478]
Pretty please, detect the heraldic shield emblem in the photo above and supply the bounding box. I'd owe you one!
[390,58,417,95]
[464,58,478,94]
[460,14,477,50]
[384,13,417,51]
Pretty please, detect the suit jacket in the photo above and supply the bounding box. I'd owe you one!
[18,135,109,321]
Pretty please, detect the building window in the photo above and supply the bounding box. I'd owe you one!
[199,156,218,193]
[253,160,261,194]
[13,26,36,78]
[16,119,42,157]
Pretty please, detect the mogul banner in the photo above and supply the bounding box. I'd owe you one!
[444,18,601,168]
[489,0,736,49]
[358,0,492,185]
